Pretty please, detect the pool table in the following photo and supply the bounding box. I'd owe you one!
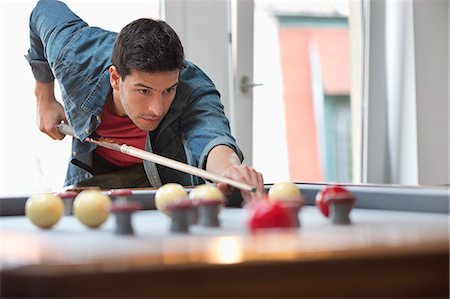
[1,183,448,298]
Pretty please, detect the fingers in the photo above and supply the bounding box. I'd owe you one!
[36,100,67,140]
[52,125,66,140]
[219,165,265,202]
[37,119,66,140]
[217,182,233,196]
[236,165,265,195]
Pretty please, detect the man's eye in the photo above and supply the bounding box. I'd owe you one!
[138,89,150,95]
[164,87,176,94]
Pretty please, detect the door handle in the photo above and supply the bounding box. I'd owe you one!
[240,76,263,93]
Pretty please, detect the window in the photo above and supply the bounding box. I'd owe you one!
[0,1,160,195]
[252,0,357,183]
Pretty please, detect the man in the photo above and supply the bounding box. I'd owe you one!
[26,0,264,198]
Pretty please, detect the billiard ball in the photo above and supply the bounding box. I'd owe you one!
[248,200,293,232]
[267,182,304,227]
[155,183,188,215]
[189,184,224,227]
[315,186,356,224]
[268,182,301,201]
[315,186,343,217]
[189,184,224,202]
[25,193,64,229]
[73,189,111,228]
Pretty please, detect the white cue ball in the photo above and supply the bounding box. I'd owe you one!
[73,189,111,228]
[155,183,188,215]
[25,193,64,229]
[189,184,224,202]
[268,182,301,201]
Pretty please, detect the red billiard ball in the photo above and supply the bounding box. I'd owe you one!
[248,200,293,232]
[315,185,355,217]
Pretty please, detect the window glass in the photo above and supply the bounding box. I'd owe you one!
[0,1,160,195]
[253,0,354,183]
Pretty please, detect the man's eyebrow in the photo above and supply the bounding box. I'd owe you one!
[134,83,155,90]
[166,82,179,89]
[134,82,179,91]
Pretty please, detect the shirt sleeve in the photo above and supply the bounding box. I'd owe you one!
[179,64,244,170]
[24,55,55,82]
[24,0,86,83]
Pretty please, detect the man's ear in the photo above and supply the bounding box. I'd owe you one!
[109,65,121,91]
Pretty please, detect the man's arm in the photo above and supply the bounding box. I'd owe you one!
[34,80,67,140]
[178,62,264,198]
[206,145,265,200]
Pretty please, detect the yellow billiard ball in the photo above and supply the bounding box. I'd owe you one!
[25,193,64,229]
[155,183,188,215]
[189,184,224,202]
[73,189,111,228]
[268,182,301,201]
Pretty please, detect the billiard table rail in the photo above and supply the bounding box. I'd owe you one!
[0,183,448,216]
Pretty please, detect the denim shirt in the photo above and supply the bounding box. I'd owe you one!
[26,0,243,187]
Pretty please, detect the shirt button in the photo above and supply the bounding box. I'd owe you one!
[85,128,91,134]
[72,151,77,157]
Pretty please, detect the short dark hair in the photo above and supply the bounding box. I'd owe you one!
[112,18,185,78]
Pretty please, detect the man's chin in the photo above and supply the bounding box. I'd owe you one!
[135,120,160,132]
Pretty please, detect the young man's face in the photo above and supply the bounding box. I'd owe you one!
[110,67,179,131]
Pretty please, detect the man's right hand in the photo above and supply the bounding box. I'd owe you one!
[35,81,67,140]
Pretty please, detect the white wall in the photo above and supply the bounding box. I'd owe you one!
[363,0,449,185]
[0,1,159,195]
[413,0,449,185]
[164,0,232,119]
[165,0,257,168]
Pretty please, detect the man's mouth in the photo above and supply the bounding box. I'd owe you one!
[140,116,161,124]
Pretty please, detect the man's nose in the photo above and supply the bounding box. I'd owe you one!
[148,94,164,117]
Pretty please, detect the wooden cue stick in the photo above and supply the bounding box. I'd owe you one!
[57,123,256,193]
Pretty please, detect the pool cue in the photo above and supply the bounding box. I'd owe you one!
[57,123,256,193]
